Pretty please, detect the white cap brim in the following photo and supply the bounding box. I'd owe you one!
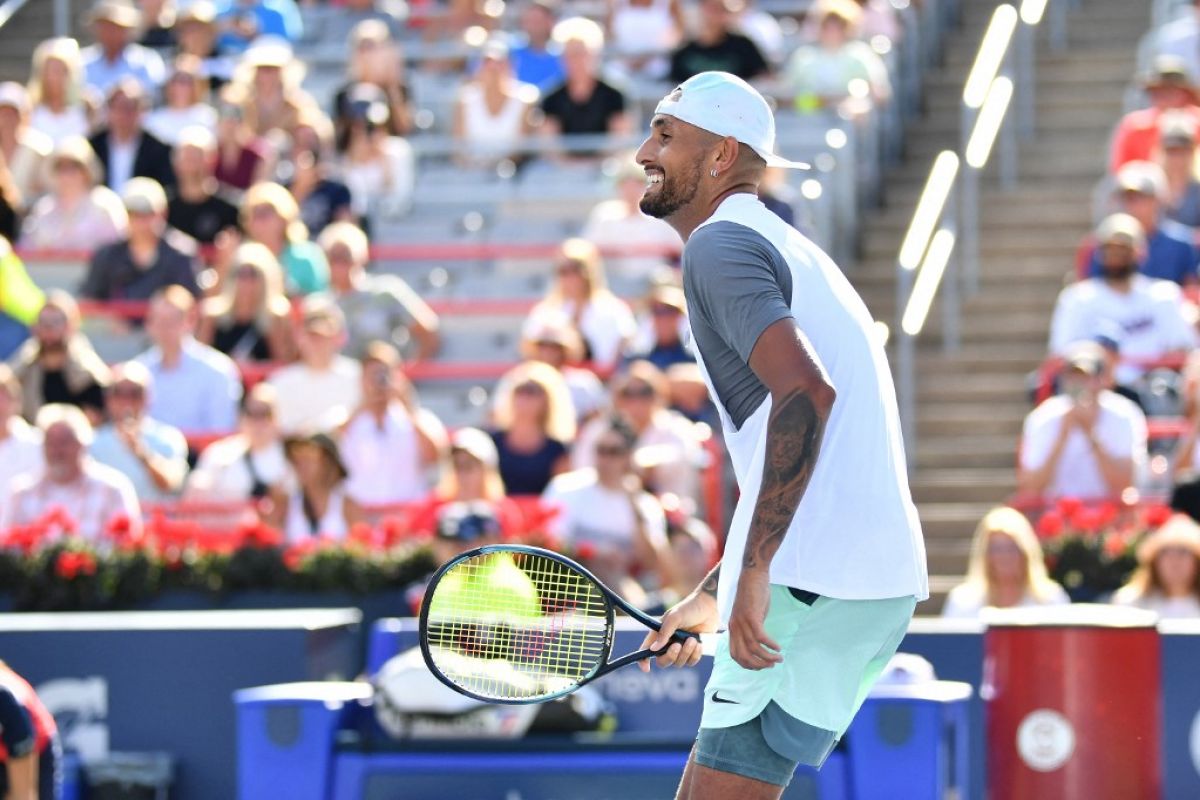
[757,147,810,170]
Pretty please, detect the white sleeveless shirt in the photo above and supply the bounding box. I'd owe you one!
[285,486,350,542]
[459,83,530,160]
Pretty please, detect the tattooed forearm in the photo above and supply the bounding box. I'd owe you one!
[700,565,720,598]
[742,387,831,571]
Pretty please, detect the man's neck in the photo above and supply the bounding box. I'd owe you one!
[103,46,124,63]
[304,355,336,372]
[111,129,139,146]
[159,340,185,367]
[1103,276,1134,294]
[666,186,756,242]
[50,467,85,486]
[177,176,212,201]
[697,28,727,47]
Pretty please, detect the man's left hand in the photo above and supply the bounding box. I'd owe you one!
[728,569,782,670]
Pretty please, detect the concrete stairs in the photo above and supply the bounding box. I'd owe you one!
[849,0,1149,608]
[0,2,78,84]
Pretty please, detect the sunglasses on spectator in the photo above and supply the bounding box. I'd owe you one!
[243,405,273,419]
[556,261,584,276]
[651,304,682,317]
[109,384,145,399]
[514,382,545,396]
[595,443,629,458]
[38,312,68,328]
[619,384,655,400]
[251,204,278,219]
[234,265,262,280]
[326,246,355,265]
[451,452,482,470]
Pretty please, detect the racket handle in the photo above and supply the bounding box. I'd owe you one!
[652,631,717,657]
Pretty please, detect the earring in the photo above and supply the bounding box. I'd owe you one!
[710,169,719,178]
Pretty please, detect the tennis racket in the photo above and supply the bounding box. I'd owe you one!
[419,544,712,704]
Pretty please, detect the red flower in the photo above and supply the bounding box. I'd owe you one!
[349,522,383,549]
[235,520,283,549]
[378,516,409,548]
[576,542,597,562]
[1069,507,1104,536]
[54,551,96,580]
[1036,510,1065,540]
[1104,533,1129,558]
[1145,505,1174,529]
[1094,502,1119,530]
[1056,497,1084,518]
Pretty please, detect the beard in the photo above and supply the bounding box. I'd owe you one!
[1101,262,1136,281]
[639,161,703,220]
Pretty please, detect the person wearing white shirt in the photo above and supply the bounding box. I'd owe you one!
[0,365,42,501]
[184,383,289,504]
[581,160,682,283]
[267,296,361,434]
[81,1,167,96]
[143,56,218,147]
[1112,514,1200,619]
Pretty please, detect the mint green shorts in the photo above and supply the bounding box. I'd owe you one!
[698,584,916,770]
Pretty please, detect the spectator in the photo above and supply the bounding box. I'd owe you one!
[543,414,677,600]
[139,0,177,51]
[489,360,574,495]
[225,39,315,138]
[214,0,304,54]
[580,158,680,280]
[529,238,637,373]
[267,295,362,433]
[0,83,51,210]
[1157,111,1200,228]
[88,79,176,194]
[184,382,287,502]
[0,239,45,359]
[1051,214,1197,388]
[1154,0,1200,83]
[737,0,785,67]
[0,403,141,541]
[175,1,236,92]
[0,660,61,800]
[666,361,719,428]
[135,285,242,435]
[90,360,188,502]
[668,0,767,84]
[197,242,293,361]
[285,115,354,235]
[0,365,42,501]
[80,177,201,301]
[18,136,128,251]
[1109,56,1200,174]
[606,0,682,79]
[411,427,526,538]
[213,98,272,194]
[850,0,900,43]
[519,311,606,423]
[0,168,15,244]
[240,181,329,295]
[82,0,167,96]
[1018,343,1147,501]
[318,221,439,360]
[167,126,240,245]
[1113,514,1200,618]
[341,341,446,506]
[625,284,693,372]
[272,429,361,541]
[510,0,565,91]
[333,20,414,141]
[326,0,406,42]
[9,291,110,422]
[335,83,415,221]
[540,18,631,140]
[453,40,538,167]
[144,56,218,147]
[27,37,95,146]
[786,0,891,113]
[940,507,1069,618]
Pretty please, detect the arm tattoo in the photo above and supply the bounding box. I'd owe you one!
[742,388,830,571]
[700,566,720,598]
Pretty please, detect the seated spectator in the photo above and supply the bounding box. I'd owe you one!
[0,83,51,210]
[271,429,361,542]
[1157,112,1200,228]
[519,312,606,423]
[213,99,272,194]
[80,177,201,301]
[335,83,415,220]
[267,295,362,433]
[167,126,240,245]
[89,79,176,194]
[0,403,141,541]
[333,20,414,142]
[529,238,637,373]
[1051,214,1197,388]
[27,37,95,146]
[1018,343,1147,501]
[941,507,1069,618]
[669,0,767,84]
[1110,56,1200,174]
[786,0,891,114]
[139,0,177,51]
[10,292,109,422]
[543,415,677,600]
[580,158,680,280]
[90,360,188,502]
[1112,514,1200,618]
[410,427,526,538]
[144,56,218,147]
[0,365,42,500]
[240,181,329,295]
[19,136,127,250]
[135,286,242,435]
[540,18,631,141]
[665,361,719,428]
[184,382,287,502]
[319,221,439,360]
[225,39,315,138]
[82,0,167,96]
[489,360,574,495]
[625,284,694,372]
[645,502,717,610]
[0,169,14,244]
[1153,0,1200,83]
[606,0,682,79]
[0,239,45,359]
[340,341,446,506]
[453,39,538,167]
[285,115,354,236]
[175,1,236,92]
[214,0,303,55]
[197,242,293,361]
[509,0,565,91]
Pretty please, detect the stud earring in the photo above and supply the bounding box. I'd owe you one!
[710,169,719,178]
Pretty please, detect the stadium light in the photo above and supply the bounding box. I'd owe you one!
[902,228,957,336]
[963,5,1019,109]
[898,151,959,271]
[1020,0,1048,25]
[966,77,1015,168]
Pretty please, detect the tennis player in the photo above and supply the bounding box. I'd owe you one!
[634,72,929,799]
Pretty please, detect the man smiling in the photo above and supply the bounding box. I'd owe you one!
[633,72,928,799]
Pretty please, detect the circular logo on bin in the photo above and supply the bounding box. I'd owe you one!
[1017,709,1075,772]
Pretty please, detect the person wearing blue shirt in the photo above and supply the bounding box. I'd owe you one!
[81,0,166,95]
[509,0,565,91]
[214,0,304,54]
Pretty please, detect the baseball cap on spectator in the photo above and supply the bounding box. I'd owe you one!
[121,177,168,215]
[1094,212,1146,253]
[243,38,295,69]
[812,0,863,27]
[520,312,585,362]
[1141,55,1196,95]
[1062,341,1106,377]
[450,427,500,470]
[0,82,30,114]
[299,295,346,337]
[1135,514,1200,566]
[649,284,687,315]
[1160,111,1197,149]
[1114,161,1167,200]
[90,0,140,27]
[176,0,216,25]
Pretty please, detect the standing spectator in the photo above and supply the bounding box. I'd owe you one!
[82,0,167,96]
[0,403,141,541]
[240,181,329,295]
[668,0,767,84]
[88,79,176,194]
[214,0,304,54]
[285,115,354,235]
[9,292,110,422]
[0,365,42,500]
[580,158,681,280]
[786,0,891,113]
[18,136,128,251]
[0,83,51,209]
[213,99,272,194]
[225,39,314,138]
[144,56,218,147]
[135,286,242,435]
[624,284,694,372]
[1109,56,1200,174]
[184,382,287,502]
[453,40,538,167]
[606,0,682,79]
[272,429,361,542]
[1113,514,1200,618]
[333,20,414,141]
[340,341,446,506]
[176,1,236,92]
[90,360,189,502]
[319,221,439,360]
[941,507,1069,618]
[167,126,240,245]
[80,177,201,301]
[0,661,61,800]
[267,296,362,433]
[1158,111,1200,228]
[540,18,631,139]
[510,0,565,91]
[519,312,606,423]
[197,242,293,362]
[335,83,415,221]
[0,239,45,360]
[489,360,574,495]
[27,37,95,146]
[1018,343,1148,501]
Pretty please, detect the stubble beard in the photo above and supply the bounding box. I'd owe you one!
[639,161,704,220]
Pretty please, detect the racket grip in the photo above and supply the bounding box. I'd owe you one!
[653,631,717,657]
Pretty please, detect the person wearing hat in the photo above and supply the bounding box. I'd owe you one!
[81,0,167,96]
[669,0,767,84]
[167,126,240,245]
[144,55,219,147]
[1018,340,1148,501]
[629,71,926,794]
[213,0,304,55]
[519,310,606,423]
[0,82,51,209]
[176,1,237,91]
[1053,213,1197,389]
[1113,514,1200,618]
[80,176,201,302]
[1109,54,1200,174]
[581,156,682,279]
[88,78,176,194]
[17,135,128,251]
[272,428,362,543]
[1153,0,1200,88]
[624,283,694,372]
[1157,110,1200,227]
[785,0,891,115]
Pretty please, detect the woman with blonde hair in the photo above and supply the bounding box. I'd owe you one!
[197,242,293,362]
[529,238,636,374]
[224,40,316,138]
[333,20,413,141]
[27,37,94,145]
[1113,515,1200,618]
[941,506,1070,618]
[145,55,217,146]
[488,360,576,495]
[239,181,329,295]
[410,427,526,539]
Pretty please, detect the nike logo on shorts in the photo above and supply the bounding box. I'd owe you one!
[712,692,738,704]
